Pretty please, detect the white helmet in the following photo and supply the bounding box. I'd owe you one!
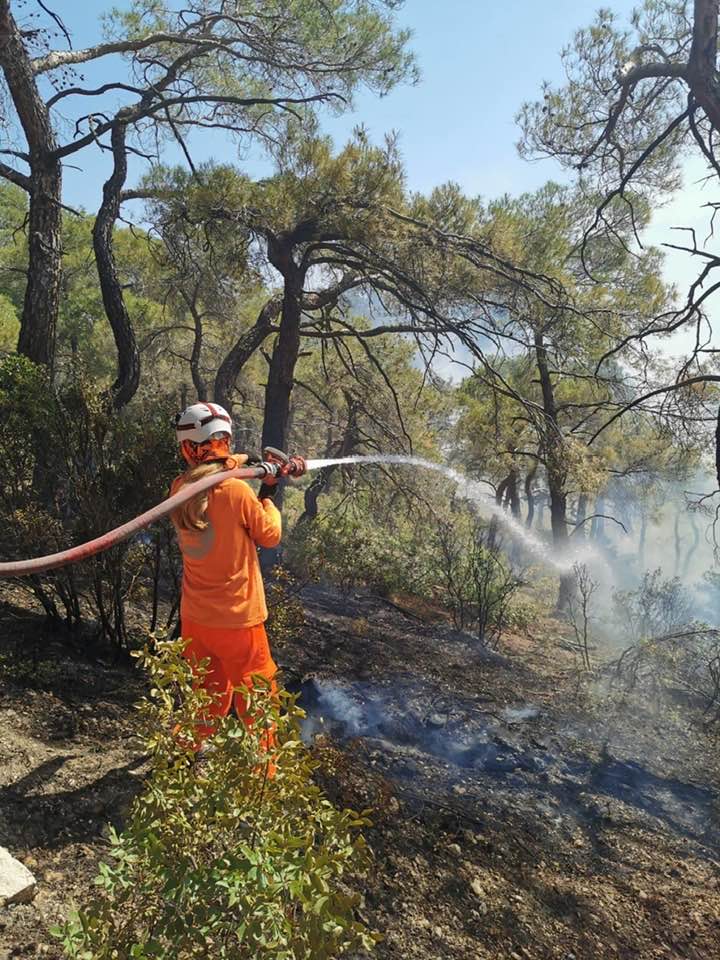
[175,402,233,444]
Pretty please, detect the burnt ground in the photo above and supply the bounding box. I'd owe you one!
[1,582,720,959]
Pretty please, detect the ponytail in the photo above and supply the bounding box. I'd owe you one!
[172,461,227,532]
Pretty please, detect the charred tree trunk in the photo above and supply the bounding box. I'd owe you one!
[258,239,304,574]
[0,1,62,368]
[214,296,281,410]
[506,467,521,519]
[534,330,573,610]
[575,493,589,539]
[298,393,359,524]
[93,119,140,408]
[524,463,538,529]
[184,291,207,402]
[261,284,302,453]
[495,475,510,507]
[189,323,207,402]
[20,161,62,368]
[688,0,720,132]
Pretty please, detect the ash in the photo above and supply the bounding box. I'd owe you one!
[281,584,720,858]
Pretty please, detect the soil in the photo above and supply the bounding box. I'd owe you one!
[1,581,720,959]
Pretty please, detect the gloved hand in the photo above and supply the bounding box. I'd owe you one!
[258,461,280,486]
[257,447,306,500]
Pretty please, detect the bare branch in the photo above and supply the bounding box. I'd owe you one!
[0,160,31,192]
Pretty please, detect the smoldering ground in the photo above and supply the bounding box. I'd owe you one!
[283,585,720,865]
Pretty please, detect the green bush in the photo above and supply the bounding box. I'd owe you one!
[285,511,418,596]
[55,638,377,959]
[286,498,523,644]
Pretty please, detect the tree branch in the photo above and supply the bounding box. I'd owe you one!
[0,160,31,192]
[590,375,720,444]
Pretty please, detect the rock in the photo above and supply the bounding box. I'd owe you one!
[470,878,486,899]
[0,846,37,906]
[452,784,467,795]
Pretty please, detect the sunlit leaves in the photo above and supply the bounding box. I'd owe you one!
[57,638,377,958]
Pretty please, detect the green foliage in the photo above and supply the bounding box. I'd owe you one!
[285,510,420,597]
[286,495,522,645]
[55,638,376,959]
[428,510,525,646]
[0,292,19,352]
[517,3,689,197]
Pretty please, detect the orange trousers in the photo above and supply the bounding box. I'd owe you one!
[181,620,278,754]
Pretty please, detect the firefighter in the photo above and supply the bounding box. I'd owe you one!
[170,401,304,750]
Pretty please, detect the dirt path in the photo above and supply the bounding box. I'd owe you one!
[2,586,719,959]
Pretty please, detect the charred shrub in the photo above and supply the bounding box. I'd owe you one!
[265,566,307,656]
[55,639,376,959]
[613,569,692,644]
[610,569,720,729]
[0,355,181,649]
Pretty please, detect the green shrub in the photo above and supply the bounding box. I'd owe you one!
[55,638,377,959]
[286,498,523,644]
[284,514,405,593]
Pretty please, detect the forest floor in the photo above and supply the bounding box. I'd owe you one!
[1,581,720,959]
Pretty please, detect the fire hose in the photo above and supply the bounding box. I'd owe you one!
[0,455,301,579]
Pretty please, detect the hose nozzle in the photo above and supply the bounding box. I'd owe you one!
[262,446,307,478]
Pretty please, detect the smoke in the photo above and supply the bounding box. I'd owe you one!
[296,677,547,774]
[570,470,720,633]
[294,677,719,851]
[305,454,597,574]
[501,705,539,723]
[299,681,377,741]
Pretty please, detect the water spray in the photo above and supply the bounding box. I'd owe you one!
[0,452,593,578]
[306,455,598,573]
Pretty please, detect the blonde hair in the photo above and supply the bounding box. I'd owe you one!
[172,461,227,532]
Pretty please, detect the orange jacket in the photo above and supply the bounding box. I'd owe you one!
[170,475,281,629]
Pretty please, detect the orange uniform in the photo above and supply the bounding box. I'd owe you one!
[170,475,281,628]
[170,473,282,742]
